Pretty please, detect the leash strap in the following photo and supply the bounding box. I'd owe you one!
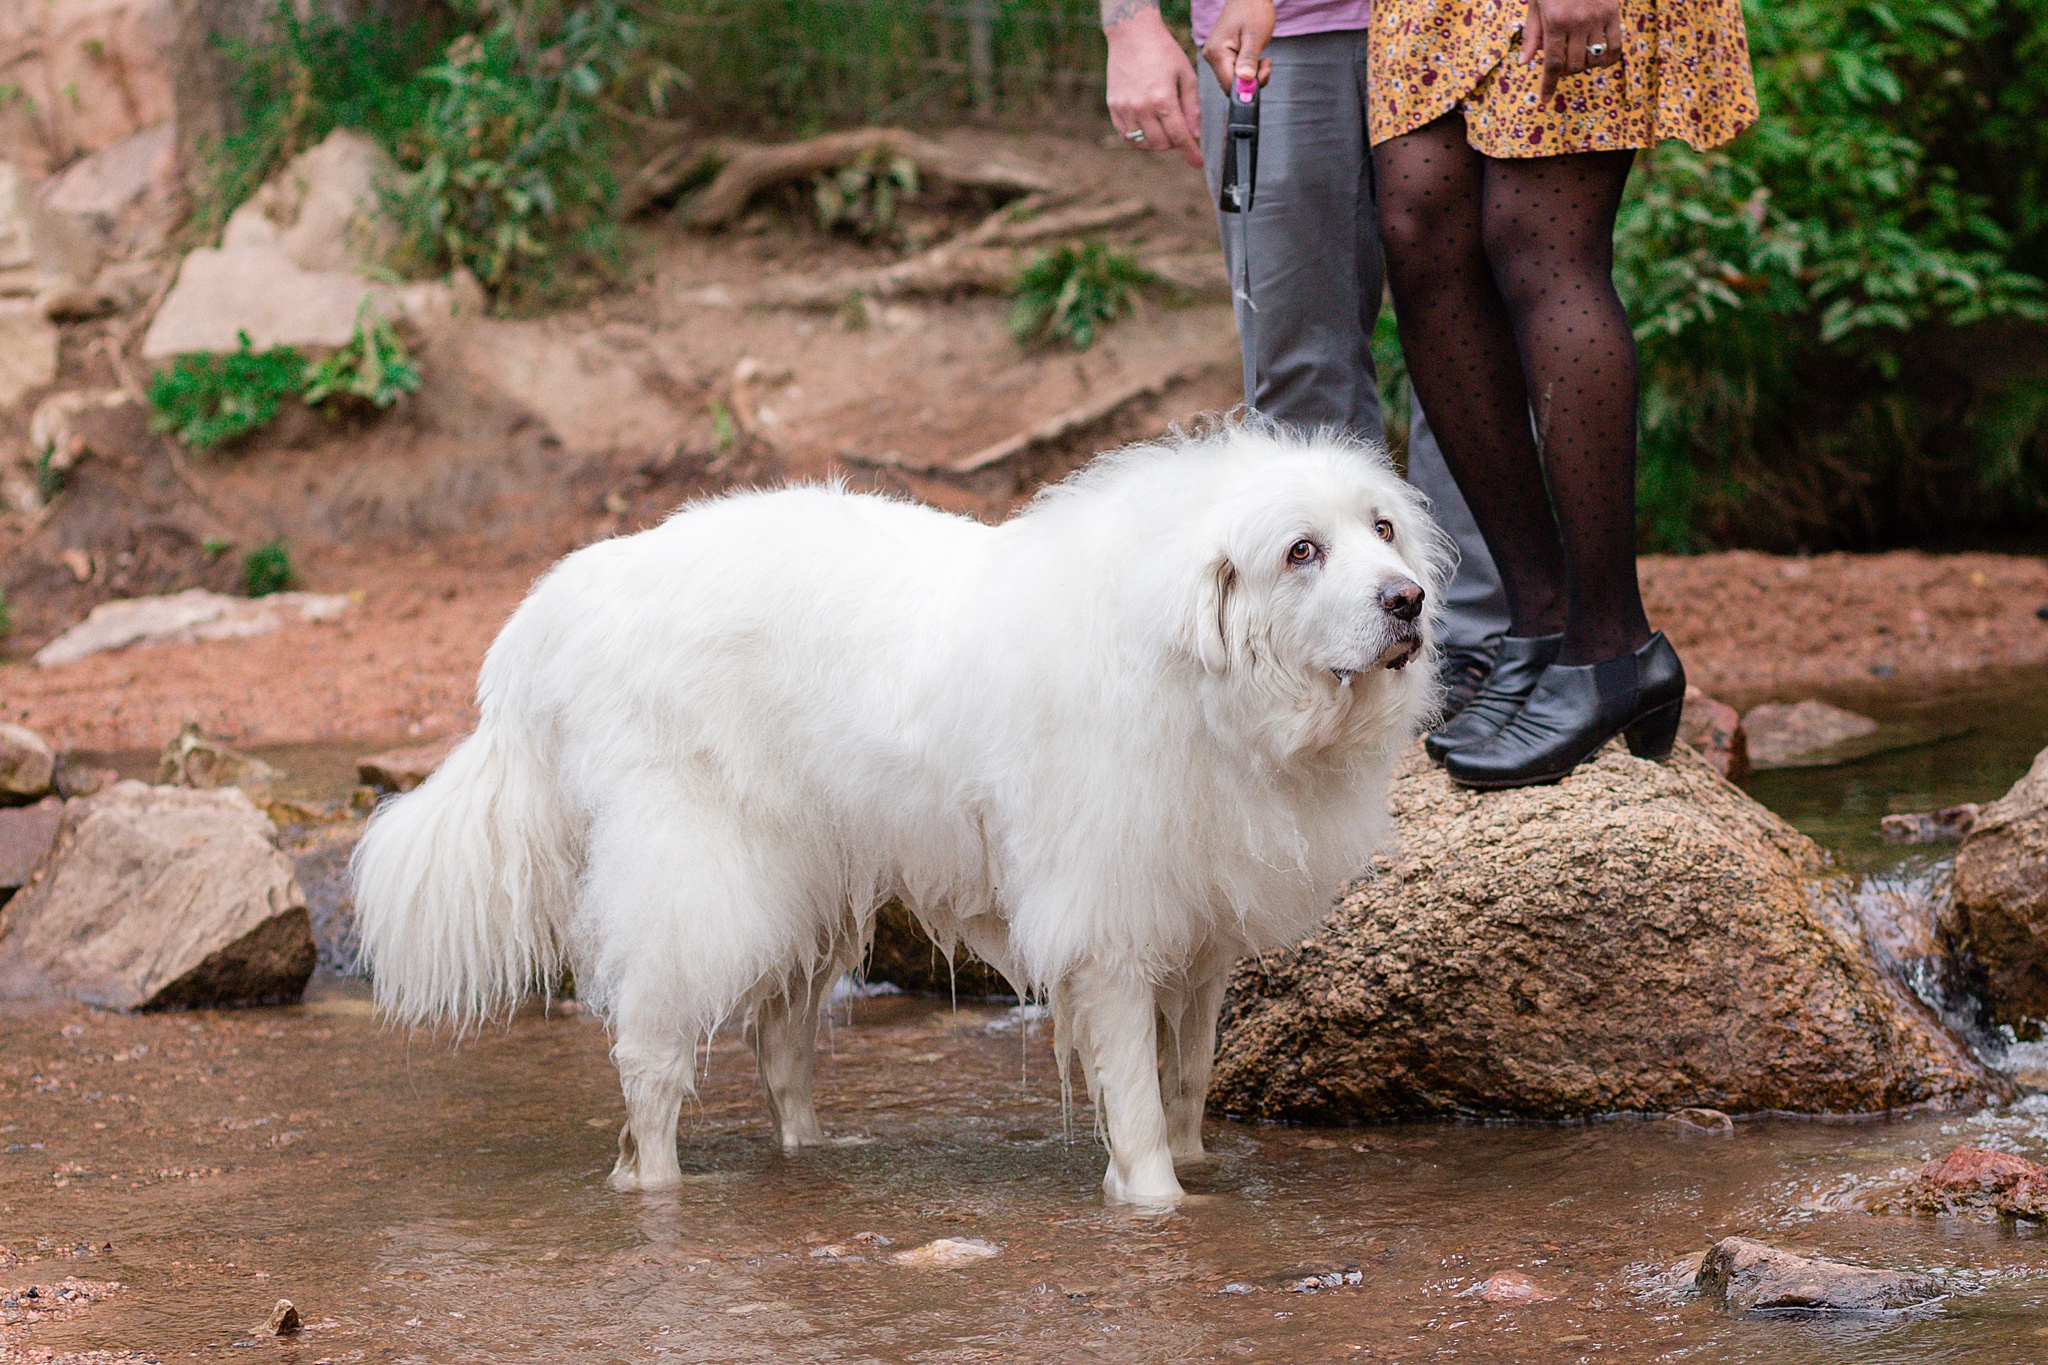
[1218,76,1261,413]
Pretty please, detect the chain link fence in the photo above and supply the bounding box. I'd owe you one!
[636,0,1192,129]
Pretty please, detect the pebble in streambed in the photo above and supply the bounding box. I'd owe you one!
[890,1238,1001,1269]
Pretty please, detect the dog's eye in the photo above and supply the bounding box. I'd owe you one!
[1287,538,1320,566]
[1373,517,1396,543]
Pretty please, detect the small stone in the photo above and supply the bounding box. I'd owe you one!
[1669,1107,1735,1135]
[53,759,118,800]
[354,735,463,793]
[33,589,351,668]
[1679,686,1750,784]
[1216,1282,1257,1295]
[158,723,281,791]
[890,1238,1000,1269]
[264,1299,300,1335]
[1742,699,1880,769]
[1473,1271,1557,1303]
[0,724,57,803]
[1695,1237,1942,1314]
[0,299,60,411]
[1880,805,1979,845]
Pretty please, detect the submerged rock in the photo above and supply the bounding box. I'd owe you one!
[1743,699,1879,769]
[1881,805,1980,845]
[1669,1107,1735,1135]
[890,1238,1000,1269]
[0,781,314,1009]
[1471,1271,1556,1303]
[1695,1237,1942,1314]
[1954,746,2048,1027]
[1211,745,2010,1123]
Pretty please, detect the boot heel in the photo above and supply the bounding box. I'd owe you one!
[1624,697,1683,760]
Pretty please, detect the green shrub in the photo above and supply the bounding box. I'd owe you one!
[1617,0,2048,551]
[148,314,420,449]
[0,588,12,641]
[148,333,308,451]
[384,4,639,306]
[1009,241,1153,351]
[241,540,297,598]
[198,0,440,237]
[303,308,423,409]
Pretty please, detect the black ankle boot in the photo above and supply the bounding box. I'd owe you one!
[1424,634,1563,763]
[1442,633,1686,789]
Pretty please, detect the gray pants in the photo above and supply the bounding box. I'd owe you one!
[1199,30,1508,654]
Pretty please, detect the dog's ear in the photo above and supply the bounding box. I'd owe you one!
[1192,553,1239,674]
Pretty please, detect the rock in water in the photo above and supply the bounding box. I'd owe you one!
[889,1238,1001,1269]
[1742,699,1879,769]
[1695,1237,1942,1314]
[1211,745,2009,1122]
[1954,746,2048,1027]
[354,735,463,793]
[1884,1145,2048,1221]
[0,782,314,1009]
[0,723,57,803]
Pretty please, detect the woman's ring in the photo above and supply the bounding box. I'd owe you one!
[1125,129,1147,145]
[1587,42,1608,57]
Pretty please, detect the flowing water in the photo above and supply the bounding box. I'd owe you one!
[5,669,2046,1364]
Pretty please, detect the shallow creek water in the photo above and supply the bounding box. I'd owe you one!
[5,670,2046,1364]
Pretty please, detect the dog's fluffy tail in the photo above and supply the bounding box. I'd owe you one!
[351,718,577,1030]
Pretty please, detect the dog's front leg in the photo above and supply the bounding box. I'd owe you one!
[609,1032,695,1192]
[1158,963,1231,1168]
[1067,963,1184,1207]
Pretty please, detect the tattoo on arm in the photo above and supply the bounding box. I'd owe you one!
[1101,0,1160,28]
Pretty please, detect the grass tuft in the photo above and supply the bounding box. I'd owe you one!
[241,540,297,598]
[1008,240,1153,351]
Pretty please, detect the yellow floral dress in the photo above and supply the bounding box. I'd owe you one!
[1369,0,1758,156]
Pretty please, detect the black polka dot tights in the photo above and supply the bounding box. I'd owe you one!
[1373,111,1651,667]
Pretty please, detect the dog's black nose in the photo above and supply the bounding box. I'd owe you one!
[1379,578,1425,622]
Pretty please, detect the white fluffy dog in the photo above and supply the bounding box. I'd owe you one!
[352,422,1445,1206]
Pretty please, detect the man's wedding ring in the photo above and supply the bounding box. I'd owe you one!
[1125,129,1147,145]
[1587,41,1608,57]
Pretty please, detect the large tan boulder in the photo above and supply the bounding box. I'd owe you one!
[1954,746,2048,1027]
[141,129,464,358]
[1211,744,2010,1122]
[0,1,176,177]
[0,781,314,1009]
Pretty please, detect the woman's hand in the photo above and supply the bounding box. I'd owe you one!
[1202,0,1275,97]
[1104,1,1204,166]
[1522,0,1624,102]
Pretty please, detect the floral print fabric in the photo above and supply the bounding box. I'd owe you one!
[1368,0,1758,155]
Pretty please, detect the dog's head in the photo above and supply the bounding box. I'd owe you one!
[1162,425,1450,754]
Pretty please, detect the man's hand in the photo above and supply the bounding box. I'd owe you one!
[1202,0,1275,97]
[1103,0,1203,167]
[1521,0,1624,103]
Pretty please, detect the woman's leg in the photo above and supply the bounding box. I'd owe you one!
[1480,149,1648,666]
[1371,111,1567,640]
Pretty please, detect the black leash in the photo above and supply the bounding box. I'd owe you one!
[1217,75,1261,413]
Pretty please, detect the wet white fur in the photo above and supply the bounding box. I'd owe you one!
[351,423,1447,1205]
